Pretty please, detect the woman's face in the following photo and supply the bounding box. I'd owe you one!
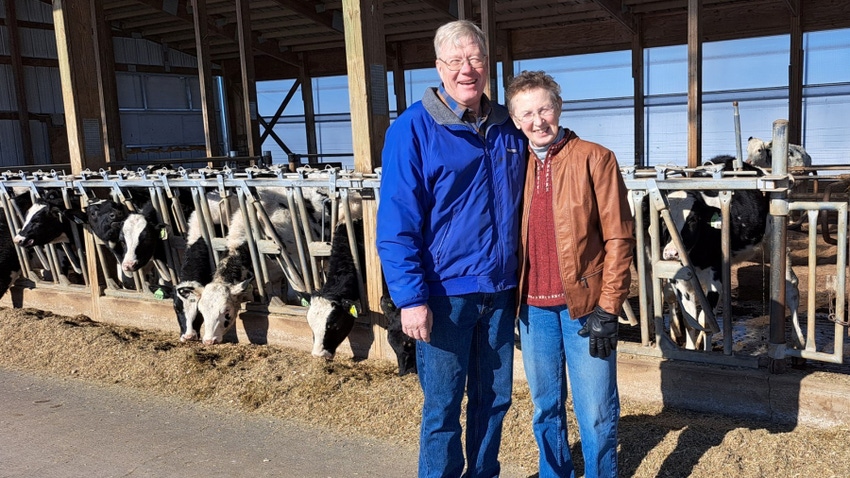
[510,88,561,149]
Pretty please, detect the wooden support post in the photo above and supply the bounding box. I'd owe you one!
[456,0,473,21]
[300,63,318,159]
[788,3,804,146]
[4,0,33,165]
[341,0,390,360]
[480,0,498,102]
[390,43,407,115]
[53,0,108,173]
[236,0,260,157]
[501,31,514,94]
[632,16,645,167]
[191,0,222,157]
[93,0,123,163]
[687,0,702,168]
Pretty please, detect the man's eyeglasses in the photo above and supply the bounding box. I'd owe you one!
[439,56,487,71]
[515,105,557,124]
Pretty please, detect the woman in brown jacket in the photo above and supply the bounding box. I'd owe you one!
[505,71,634,478]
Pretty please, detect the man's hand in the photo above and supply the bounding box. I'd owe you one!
[577,306,619,359]
[401,304,433,343]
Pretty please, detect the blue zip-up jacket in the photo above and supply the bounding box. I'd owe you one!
[376,88,527,309]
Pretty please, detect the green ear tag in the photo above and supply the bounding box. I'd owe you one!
[300,297,310,307]
[160,228,168,240]
[154,288,164,300]
[349,304,359,317]
[709,212,721,229]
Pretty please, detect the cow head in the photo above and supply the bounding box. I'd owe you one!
[13,201,69,247]
[306,294,358,359]
[86,200,128,247]
[380,295,417,376]
[198,274,253,345]
[120,202,166,272]
[745,137,771,167]
[174,281,205,341]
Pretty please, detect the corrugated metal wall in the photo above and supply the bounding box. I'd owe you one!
[0,0,209,168]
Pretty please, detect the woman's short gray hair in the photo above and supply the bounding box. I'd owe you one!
[433,20,487,58]
[505,70,563,114]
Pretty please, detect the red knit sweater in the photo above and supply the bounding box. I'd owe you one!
[525,135,569,307]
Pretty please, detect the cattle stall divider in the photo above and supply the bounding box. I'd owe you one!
[0,166,389,360]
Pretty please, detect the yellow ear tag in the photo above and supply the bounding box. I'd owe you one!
[349,304,359,317]
[160,228,168,240]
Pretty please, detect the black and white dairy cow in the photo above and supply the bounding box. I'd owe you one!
[306,220,362,359]
[84,199,129,260]
[656,155,801,348]
[379,294,417,376]
[119,200,169,276]
[172,208,216,342]
[13,189,80,248]
[746,136,812,169]
[198,187,333,344]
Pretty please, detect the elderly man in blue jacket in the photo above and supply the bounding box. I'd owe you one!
[376,19,527,478]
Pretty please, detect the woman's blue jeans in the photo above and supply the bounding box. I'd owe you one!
[416,290,516,478]
[518,304,619,478]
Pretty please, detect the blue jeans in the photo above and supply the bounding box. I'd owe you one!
[416,290,516,478]
[517,304,619,478]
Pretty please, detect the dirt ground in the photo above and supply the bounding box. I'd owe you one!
[1,295,849,477]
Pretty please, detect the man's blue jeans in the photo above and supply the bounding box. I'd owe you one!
[416,290,516,478]
[518,304,619,478]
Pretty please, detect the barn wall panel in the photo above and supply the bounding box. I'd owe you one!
[24,65,63,114]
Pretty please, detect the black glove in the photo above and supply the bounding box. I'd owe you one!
[577,306,619,359]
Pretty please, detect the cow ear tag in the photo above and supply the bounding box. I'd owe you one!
[154,288,165,300]
[300,297,310,307]
[349,303,359,317]
[709,212,721,229]
[160,228,168,240]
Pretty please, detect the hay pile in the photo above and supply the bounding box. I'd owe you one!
[1,306,848,477]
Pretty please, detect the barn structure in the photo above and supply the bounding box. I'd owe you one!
[1,0,849,425]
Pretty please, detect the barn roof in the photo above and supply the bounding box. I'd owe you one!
[97,0,849,80]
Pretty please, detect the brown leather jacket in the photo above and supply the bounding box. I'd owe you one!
[518,129,634,319]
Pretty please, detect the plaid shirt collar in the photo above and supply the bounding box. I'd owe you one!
[437,84,491,130]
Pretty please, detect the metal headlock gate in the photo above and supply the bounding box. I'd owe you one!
[621,137,849,368]
[0,147,846,369]
[0,165,381,325]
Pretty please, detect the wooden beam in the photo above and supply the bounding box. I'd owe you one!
[501,30,514,92]
[389,43,407,115]
[341,0,389,359]
[591,0,636,34]
[236,0,260,157]
[455,0,473,21]
[788,3,803,145]
[784,0,800,17]
[191,0,222,157]
[687,0,702,168]
[420,0,458,20]
[53,0,108,173]
[129,0,301,67]
[267,0,343,32]
[93,0,123,163]
[632,15,645,167]
[299,62,318,158]
[481,0,498,101]
[4,0,33,165]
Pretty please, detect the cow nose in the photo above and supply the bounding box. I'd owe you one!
[663,247,679,260]
[202,338,218,345]
[312,350,334,360]
[122,260,137,271]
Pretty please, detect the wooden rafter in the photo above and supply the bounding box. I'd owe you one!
[591,0,636,34]
[419,0,458,20]
[126,0,301,67]
[784,0,800,16]
[267,0,343,32]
